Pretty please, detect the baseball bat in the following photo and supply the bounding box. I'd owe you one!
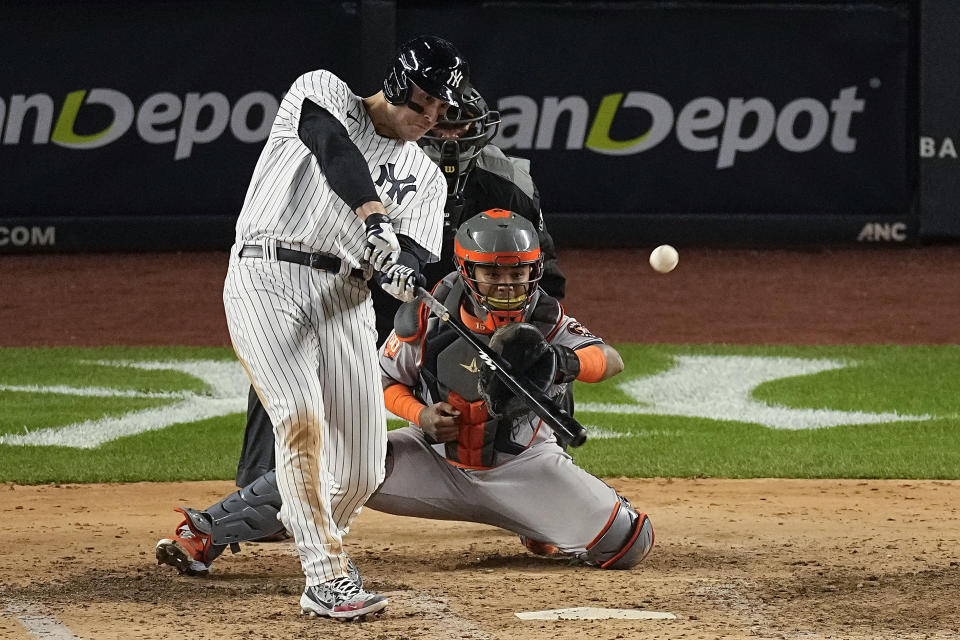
[415,287,587,448]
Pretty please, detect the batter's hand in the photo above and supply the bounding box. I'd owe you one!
[418,402,461,442]
[378,263,424,302]
[363,213,401,271]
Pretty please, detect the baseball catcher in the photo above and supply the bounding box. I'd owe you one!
[155,211,653,580]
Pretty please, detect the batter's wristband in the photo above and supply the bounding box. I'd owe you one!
[365,212,392,228]
[575,345,608,383]
[383,383,427,425]
[553,345,581,384]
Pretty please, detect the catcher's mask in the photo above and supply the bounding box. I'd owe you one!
[383,35,470,109]
[454,209,543,328]
[419,88,501,200]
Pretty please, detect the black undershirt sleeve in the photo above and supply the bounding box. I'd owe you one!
[374,234,430,288]
[297,98,380,211]
[397,234,432,271]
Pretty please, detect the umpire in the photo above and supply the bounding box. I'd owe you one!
[236,86,567,487]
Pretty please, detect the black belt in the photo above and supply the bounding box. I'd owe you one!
[239,245,366,280]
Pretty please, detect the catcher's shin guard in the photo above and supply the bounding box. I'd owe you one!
[203,470,286,546]
[584,496,654,570]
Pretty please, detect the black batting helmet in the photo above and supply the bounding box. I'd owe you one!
[384,35,470,108]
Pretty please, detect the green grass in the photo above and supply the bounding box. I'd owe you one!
[570,414,960,479]
[1,416,243,483]
[0,346,225,392]
[0,344,957,483]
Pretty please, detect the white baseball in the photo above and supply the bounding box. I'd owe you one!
[649,244,679,273]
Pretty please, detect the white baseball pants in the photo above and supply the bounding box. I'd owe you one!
[223,247,386,585]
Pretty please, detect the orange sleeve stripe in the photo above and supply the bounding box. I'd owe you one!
[443,459,493,470]
[383,383,427,426]
[576,344,608,383]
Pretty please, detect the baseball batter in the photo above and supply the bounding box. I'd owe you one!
[233,88,567,488]
[216,35,472,619]
[155,211,654,583]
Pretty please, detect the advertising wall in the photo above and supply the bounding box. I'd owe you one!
[0,0,364,251]
[403,1,916,245]
[920,0,960,238]
[0,1,926,251]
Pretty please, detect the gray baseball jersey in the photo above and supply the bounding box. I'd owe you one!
[369,287,624,554]
[224,69,445,586]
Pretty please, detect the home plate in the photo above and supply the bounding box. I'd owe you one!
[515,607,677,621]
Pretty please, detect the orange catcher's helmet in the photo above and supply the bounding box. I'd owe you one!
[454,209,543,327]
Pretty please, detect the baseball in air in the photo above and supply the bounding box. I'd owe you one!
[649,244,679,273]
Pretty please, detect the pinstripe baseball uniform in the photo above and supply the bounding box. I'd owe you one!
[223,69,444,586]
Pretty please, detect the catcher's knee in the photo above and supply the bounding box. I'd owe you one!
[584,496,654,570]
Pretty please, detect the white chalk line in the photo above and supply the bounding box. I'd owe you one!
[582,425,684,439]
[383,592,490,639]
[3,599,81,640]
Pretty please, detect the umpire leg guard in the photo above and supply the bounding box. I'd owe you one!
[583,496,654,570]
[203,469,286,546]
[235,386,277,487]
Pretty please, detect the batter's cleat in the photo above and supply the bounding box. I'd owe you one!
[344,555,363,589]
[154,508,223,576]
[300,576,388,619]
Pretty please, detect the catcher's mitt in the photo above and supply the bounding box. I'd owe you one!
[478,322,556,417]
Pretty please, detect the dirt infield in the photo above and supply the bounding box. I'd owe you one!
[1,247,959,639]
[1,480,958,640]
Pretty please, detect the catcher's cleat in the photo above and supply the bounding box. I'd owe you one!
[154,508,221,576]
[519,535,564,559]
[300,576,388,619]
